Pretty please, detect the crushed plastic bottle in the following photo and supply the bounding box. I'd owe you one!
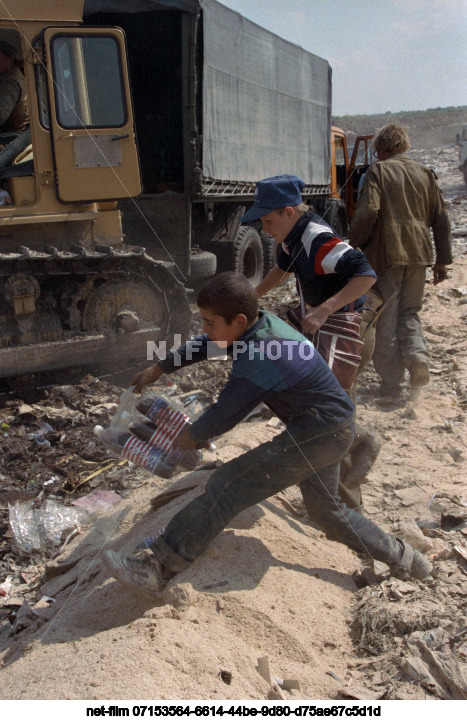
[8,499,88,552]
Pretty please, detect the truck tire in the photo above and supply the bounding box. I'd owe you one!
[189,248,217,279]
[260,232,278,276]
[232,226,263,286]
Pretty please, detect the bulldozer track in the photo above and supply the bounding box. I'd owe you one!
[0,245,192,389]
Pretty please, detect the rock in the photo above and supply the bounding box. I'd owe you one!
[162,582,197,610]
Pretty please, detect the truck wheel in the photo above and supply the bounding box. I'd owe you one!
[260,232,278,276]
[233,227,263,286]
[189,248,217,279]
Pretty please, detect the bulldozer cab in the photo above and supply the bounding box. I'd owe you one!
[0,11,140,209]
[41,26,141,203]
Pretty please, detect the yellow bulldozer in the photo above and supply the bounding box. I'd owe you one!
[0,0,191,390]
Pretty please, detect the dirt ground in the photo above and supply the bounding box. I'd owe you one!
[0,145,466,702]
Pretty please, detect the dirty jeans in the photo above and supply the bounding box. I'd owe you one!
[150,421,403,573]
[373,265,429,391]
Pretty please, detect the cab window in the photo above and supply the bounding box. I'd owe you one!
[50,35,126,129]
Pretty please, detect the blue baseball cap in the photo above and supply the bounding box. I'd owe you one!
[241,174,306,222]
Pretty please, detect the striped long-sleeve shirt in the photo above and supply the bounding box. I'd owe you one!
[277,211,376,310]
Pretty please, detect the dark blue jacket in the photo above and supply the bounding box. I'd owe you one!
[158,310,354,443]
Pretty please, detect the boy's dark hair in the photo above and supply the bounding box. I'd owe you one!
[197,271,258,325]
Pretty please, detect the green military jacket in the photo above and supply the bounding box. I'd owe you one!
[0,64,28,134]
[349,154,452,274]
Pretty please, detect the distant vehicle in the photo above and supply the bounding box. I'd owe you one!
[330,129,375,237]
[456,124,467,185]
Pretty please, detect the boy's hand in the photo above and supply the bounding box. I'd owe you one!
[131,364,165,393]
[301,305,330,335]
[172,425,197,450]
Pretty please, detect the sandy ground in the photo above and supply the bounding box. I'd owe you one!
[0,146,466,702]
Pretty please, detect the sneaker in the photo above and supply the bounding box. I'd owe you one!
[103,549,166,596]
[409,360,430,388]
[390,539,433,581]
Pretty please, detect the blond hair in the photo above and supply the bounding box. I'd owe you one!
[374,123,410,155]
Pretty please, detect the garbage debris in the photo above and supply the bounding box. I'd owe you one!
[32,422,54,447]
[71,489,121,517]
[392,518,434,553]
[8,499,89,552]
[0,576,13,598]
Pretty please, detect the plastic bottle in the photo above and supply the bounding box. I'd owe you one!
[135,394,170,422]
[129,420,159,444]
[170,446,202,471]
[94,426,175,478]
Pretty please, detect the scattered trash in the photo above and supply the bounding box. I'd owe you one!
[0,576,13,598]
[150,485,199,511]
[8,499,89,552]
[71,489,121,517]
[32,422,54,447]
[202,581,229,590]
[219,668,232,685]
[392,518,434,553]
[257,655,299,699]
[453,545,467,561]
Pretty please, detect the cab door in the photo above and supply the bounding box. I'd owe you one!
[346,135,375,219]
[43,27,141,203]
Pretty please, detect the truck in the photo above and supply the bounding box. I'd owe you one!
[456,124,467,185]
[0,0,370,389]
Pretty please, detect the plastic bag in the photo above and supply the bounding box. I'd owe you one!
[8,499,89,552]
[94,388,203,478]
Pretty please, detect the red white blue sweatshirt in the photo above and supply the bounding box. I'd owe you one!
[277,211,376,311]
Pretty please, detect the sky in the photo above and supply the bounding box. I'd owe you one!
[219,0,467,116]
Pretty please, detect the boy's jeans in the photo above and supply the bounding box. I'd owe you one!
[150,421,403,573]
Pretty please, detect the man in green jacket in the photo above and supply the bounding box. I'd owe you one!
[0,41,28,135]
[350,123,452,397]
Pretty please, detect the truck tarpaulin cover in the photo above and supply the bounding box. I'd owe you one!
[83,1,199,13]
[201,0,331,185]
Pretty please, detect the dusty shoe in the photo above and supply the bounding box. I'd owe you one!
[390,539,433,581]
[409,360,430,388]
[103,549,166,596]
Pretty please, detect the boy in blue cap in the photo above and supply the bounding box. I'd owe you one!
[103,272,432,596]
[251,175,379,511]
[251,174,376,339]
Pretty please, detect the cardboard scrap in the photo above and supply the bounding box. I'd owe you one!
[257,655,300,699]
